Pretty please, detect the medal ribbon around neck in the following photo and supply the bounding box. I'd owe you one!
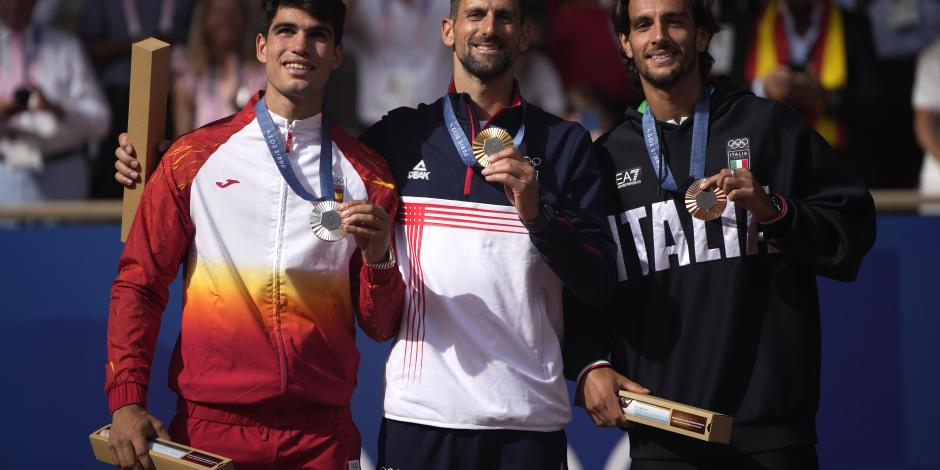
[641,88,711,192]
[255,97,335,203]
[442,94,526,167]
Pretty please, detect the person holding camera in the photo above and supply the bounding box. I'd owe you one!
[0,0,110,203]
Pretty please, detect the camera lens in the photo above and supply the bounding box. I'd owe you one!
[13,88,31,108]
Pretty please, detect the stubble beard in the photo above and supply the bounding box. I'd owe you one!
[458,39,514,81]
[636,47,697,90]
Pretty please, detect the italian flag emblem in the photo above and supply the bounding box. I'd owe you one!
[730,158,748,171]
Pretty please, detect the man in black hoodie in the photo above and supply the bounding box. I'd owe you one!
[564,0,876,468]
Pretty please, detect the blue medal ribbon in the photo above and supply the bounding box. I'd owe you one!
[442,94,526,167]
[641,88,711,192]
[255,97,334,202]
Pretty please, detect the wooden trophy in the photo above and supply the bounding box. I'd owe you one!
[120,38,170,242]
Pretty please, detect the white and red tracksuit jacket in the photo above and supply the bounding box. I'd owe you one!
[106,93,404,413]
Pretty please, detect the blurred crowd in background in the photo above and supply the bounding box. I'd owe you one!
[1,0,939,205]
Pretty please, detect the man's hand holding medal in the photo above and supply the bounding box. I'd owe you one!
[698,168,782,223]
[340,200,393,265]
[478,129,540,223]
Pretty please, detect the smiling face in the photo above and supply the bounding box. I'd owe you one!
[442,0,528,81]
[256,6,341,108]
[620,0,709,90]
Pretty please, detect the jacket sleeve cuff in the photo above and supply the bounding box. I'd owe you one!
[108,383,147,415]
[362,262,399,285]
[759,194,795,239]
[576,360,611,389]
[527,212,569,243]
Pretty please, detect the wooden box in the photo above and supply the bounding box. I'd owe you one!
[89,424,234,469]
[618,390,733,444]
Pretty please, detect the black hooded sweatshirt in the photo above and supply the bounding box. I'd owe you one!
[564,77,876,460]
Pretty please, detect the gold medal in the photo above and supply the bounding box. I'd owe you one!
[472,127,514,168]
[685,178,727,221]
[310,200,346,242]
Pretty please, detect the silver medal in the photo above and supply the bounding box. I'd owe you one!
[310,200,346,242]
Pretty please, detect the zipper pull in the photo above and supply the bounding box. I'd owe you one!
[285,121,294,153]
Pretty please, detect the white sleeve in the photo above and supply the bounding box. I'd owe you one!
[913,44,940,112]
[41,32,111,154]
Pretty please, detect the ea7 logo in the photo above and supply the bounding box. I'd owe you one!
[616,167,642,189]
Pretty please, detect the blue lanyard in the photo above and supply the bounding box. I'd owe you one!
[442,94,526,167]
[641,88,711,191]
[254,97,334,202]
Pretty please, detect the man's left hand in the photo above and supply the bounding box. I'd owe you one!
[700,168,778,221]
[481,146,540,222]
[340,200,392,264]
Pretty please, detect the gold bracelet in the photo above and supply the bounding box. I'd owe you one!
[363,248,396,270]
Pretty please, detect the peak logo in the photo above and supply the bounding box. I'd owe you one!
[408,160,430,180]
[616,167,641,189]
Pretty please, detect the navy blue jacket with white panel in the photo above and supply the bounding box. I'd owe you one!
[360,82,617,431]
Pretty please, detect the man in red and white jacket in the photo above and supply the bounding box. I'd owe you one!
[105,1,404,469]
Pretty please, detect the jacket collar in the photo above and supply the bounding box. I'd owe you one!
[445,77,526,140]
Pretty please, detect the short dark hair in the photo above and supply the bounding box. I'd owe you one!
[449,0,526,24]
[259,0,346,45]
[609,0,721,86]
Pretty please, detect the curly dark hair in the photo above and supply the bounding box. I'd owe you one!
[609,0,721,87]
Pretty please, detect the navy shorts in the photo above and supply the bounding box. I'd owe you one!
[377,418,569,470]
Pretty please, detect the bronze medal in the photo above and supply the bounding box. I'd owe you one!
[310,200,346,242]
[685,178,727,221]
[472,127,514,168]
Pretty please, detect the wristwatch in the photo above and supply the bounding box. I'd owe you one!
[523,201,555,233]
[768,194,782,215]
[363,247,396,270]
[758,193,784,224]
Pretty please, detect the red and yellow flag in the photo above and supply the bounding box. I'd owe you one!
[746,0,847,149]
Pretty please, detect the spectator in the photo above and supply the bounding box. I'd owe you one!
[743,0,880,177]
[344,0,452,127]
[514,21,566,116]
[546,0,642,110]
[0,0,110,203]
[856,0,940,188]
[79,0,197,198]
[914,38,940,212]
[171,0,266,136]
[707,0,764,80]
